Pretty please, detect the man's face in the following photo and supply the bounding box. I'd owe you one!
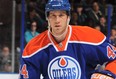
[48,10,69,35]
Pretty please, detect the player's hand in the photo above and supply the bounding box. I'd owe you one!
[91,70,116,79]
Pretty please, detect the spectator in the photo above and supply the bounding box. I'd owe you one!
[110,25,116,46]
[88,1,103,26]
[99,16,107,35]
[0,46,12,72]
[70,11,78,25]
[25,21,39,43]
[27,0,37,12]
[97,0,106,15]
[26,8,47,33]
[75,4,87,25]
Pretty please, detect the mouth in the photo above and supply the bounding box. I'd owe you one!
[55,25,61,27]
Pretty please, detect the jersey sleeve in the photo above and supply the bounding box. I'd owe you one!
[20,31,49,79]
[19,38,42,79]
[98,41,116,62]
[19,57,41,79]
[85,37,116,66]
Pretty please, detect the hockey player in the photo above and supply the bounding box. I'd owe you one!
[20,0,116,79]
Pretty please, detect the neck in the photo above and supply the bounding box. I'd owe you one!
[50,27,68,43]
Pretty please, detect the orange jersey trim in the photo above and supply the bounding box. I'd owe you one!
[70,26,106,44]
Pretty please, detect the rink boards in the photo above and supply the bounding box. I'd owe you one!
[0,73,19,79]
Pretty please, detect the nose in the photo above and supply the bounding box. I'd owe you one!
[55,16,60,24]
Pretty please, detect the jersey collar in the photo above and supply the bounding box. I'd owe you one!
[48,25,72,52]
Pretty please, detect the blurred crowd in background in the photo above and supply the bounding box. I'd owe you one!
[24,0,116,44]
[0,0,116,73]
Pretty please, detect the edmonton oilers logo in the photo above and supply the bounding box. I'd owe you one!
[48,56,81,79]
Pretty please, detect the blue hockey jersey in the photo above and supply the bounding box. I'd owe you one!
[20,25,116,79]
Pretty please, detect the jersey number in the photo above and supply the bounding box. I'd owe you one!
[21,64,29,78]
[107,46,116,59]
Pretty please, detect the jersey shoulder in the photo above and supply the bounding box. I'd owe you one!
[22,30,50,57]
[70,26,106,44]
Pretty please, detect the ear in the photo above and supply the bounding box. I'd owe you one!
[47,18,50,29]
[68,18,70,22]
[46,17,48,21]
[68,16,70,23]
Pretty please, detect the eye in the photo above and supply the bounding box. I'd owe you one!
[49,14,56,18]
[59,14,64,17]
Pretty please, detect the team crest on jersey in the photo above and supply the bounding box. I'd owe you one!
[48,56,81,79]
